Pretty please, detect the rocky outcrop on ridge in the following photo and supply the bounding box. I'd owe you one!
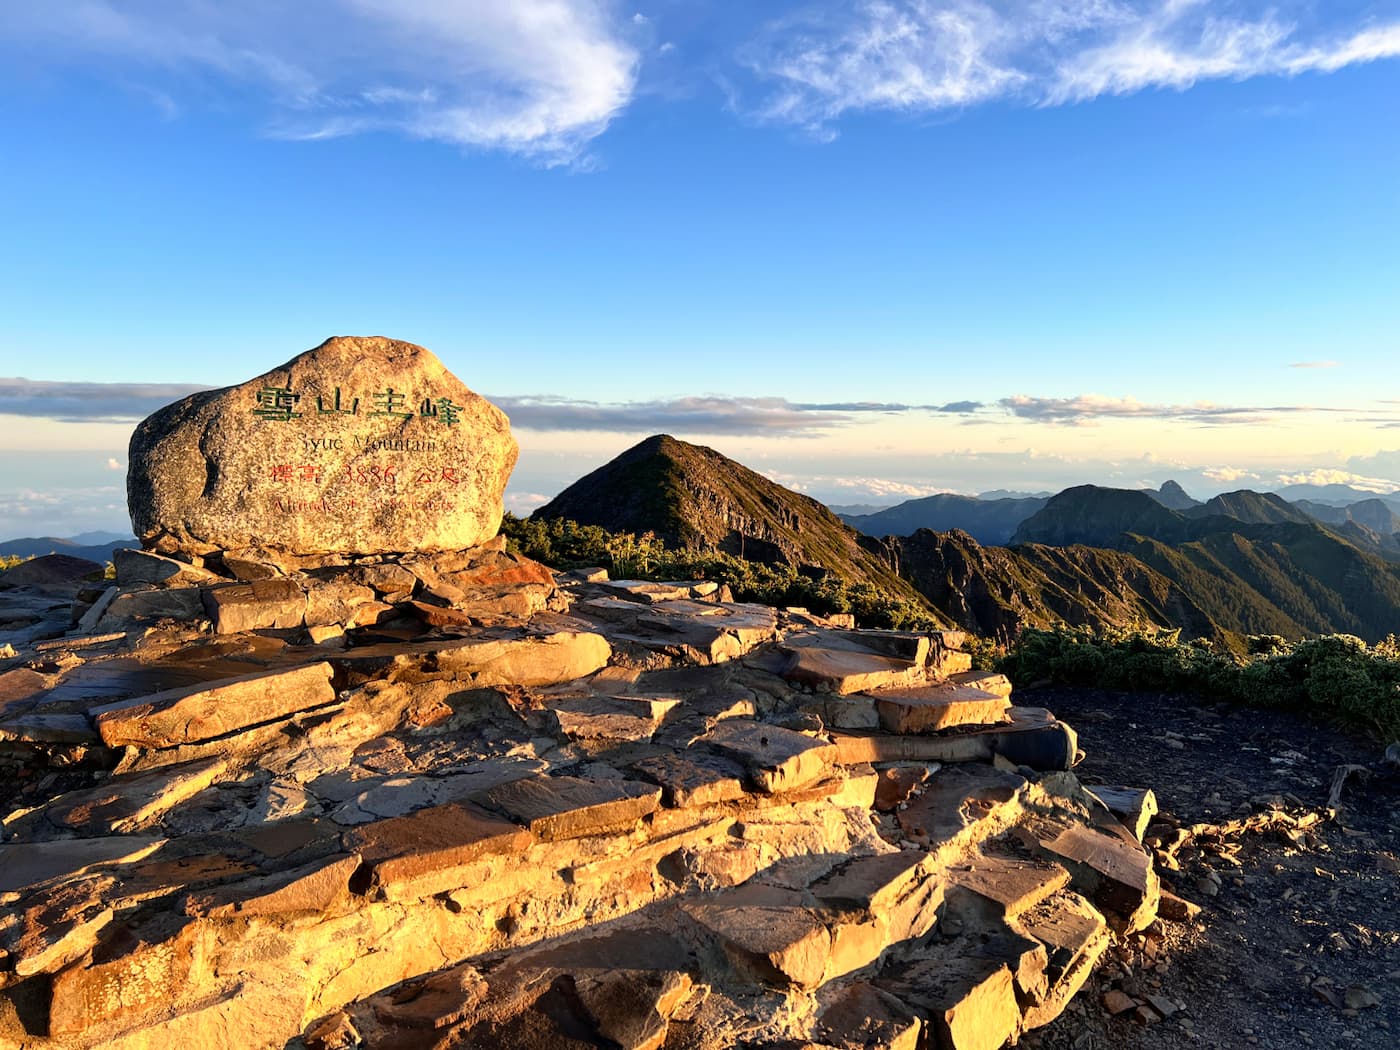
[532,435,926,607]
[0,553,1161,1050]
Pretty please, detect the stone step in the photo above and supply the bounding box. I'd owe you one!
[1012,890,1112,1031]
[1013,814,1160,933]
[478,775,662,842]
[894,766,1030,865]
[948,670,1013,699]
[92,662,337,749]
[866,682,1013,734]
[944,848,1072,921]
[829,708,1078,771]
[700,720,839,795]
[1086,784,1158,842]
[779,644,921,695]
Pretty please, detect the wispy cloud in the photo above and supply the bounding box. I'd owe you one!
[493,394,913,436]
[2,1,640,165]
[742,2,1400,134]
[0,378,212,423]
[1289,360,1341,369]
[1000,393,1344,425]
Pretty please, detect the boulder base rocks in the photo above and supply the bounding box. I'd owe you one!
[127,336,517,557]
[0,562,1170,1050]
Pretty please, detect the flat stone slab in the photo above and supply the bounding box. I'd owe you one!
[1013,891,1111,1029]
[701,720,838,794]
[946,851,1072,919]
[949,671,1013,699]
[603,580,693,604]
[0,667,50,712]
[870,683,1013,734]
[895,766,1028,858]
[480,775,661,841]
[44,757,230,835]
[630,752,749,808]
[203,578,307,634]
[93,661,336,748]
[344,800,532,889]
[811,851,931,916]
[184,854,360,918]
[780,644,920,695]
[878,952,1022,1050]
[0,836,163,895]
[817,982,921,1050]
[683,900,831,989]
[830,709,1078,771]
[113,549,222,588]
[550,696,671,744]
[0,712,100,745]
[429,631,612,687]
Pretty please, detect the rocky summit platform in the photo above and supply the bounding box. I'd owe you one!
[0,552,1160,1050]
[1,340,1161,1049]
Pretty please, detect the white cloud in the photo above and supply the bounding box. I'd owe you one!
[3,1,639,165]
[743,2,1400,133]
[105,457,124,471]
[1289,360,1340,369]
[1274,468,1400,493]
[1202,465,1259,483]
[504,490,551,513]
[824,476,948,499]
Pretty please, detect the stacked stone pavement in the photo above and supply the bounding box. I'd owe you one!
[0,552,1160,1050]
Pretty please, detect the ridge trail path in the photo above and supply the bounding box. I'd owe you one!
[1024,685,1400,1049]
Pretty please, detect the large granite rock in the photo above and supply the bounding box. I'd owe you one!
[127,336,517,556]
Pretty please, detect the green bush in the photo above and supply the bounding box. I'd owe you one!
[995,624,1400,741]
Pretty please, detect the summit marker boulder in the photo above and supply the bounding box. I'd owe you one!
[128,336,517,556]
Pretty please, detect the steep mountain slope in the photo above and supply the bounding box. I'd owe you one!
[1193,490,1313,524]
[1011,486,1191,546]
[1121,525,1400,640]
[863,529,1221,644]
[532,434,930,606]
[1294,499,1400,556]
[839,493,1048,544]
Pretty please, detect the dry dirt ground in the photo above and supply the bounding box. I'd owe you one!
[1023,685,1400,1050]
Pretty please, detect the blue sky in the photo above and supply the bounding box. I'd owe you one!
[1,1,1398,535]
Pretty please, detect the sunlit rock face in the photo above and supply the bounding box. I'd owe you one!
[128,336,518,557]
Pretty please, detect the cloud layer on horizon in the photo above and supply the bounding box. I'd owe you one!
[4,2,1396,160]
[5,379,1379,435]
[0,378,213,423]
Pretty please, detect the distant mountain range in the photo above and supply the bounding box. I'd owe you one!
[839,479,1400,554]
[842,494,1050,545]
[0,532,134,564]
[529,436,1400,647]
[1012,486,1400,640]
